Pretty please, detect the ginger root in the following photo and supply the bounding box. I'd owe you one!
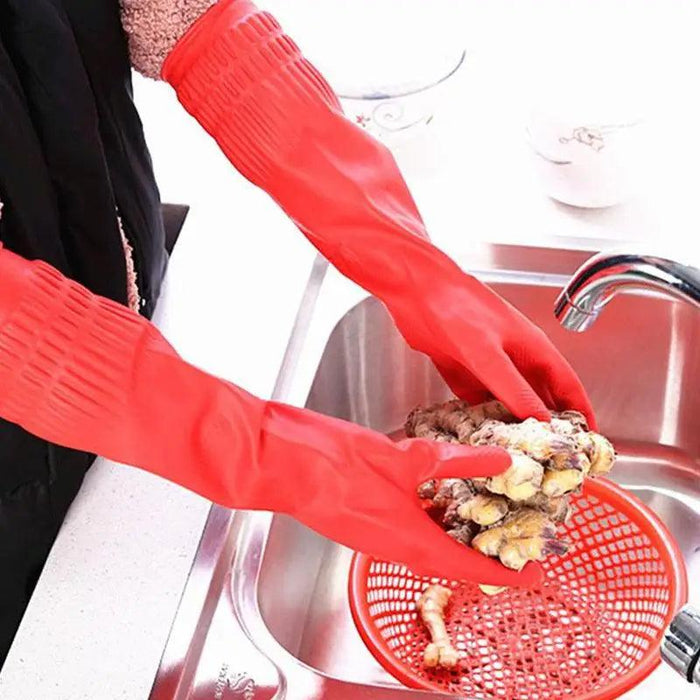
[470,417,579,464]
[522,493,570,522]
[472,509,568,570]
[486,452,544,502]
[478,584,508,596]
[409,402,615,669]
[583,433,616,475]
[406,399,511,444]
[457,494,509,526]
[416,584,459,669]
[407,399,616,573]
[541,468,584,497]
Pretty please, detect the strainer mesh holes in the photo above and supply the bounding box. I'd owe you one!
[352,482,686,700]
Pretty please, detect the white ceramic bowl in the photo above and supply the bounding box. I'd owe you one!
[524,49,652,209]
[526,115,649,209]
[337,50,466,148]
[262,0,466,150]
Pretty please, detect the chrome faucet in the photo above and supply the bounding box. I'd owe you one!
[662,606,700,687]
[554,250,700,332]
[556,248,700,689]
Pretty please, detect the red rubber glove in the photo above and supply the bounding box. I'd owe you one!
[160,0,595,428]
[0,247,539,587]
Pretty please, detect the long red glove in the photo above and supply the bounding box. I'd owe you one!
[0,247,539,587]
[160,0,595,428]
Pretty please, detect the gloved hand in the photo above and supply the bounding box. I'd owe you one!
[121,0,594,427]
[0,246,539,587]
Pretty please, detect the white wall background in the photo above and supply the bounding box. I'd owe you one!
[133,0,700,290]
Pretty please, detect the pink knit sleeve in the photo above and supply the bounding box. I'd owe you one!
[119,0,217,79]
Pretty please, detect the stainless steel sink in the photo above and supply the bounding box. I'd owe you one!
[150,243,700,699]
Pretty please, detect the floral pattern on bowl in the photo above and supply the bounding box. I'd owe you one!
[339,50,466,148]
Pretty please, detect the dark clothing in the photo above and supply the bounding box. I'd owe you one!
[0,0,166,664]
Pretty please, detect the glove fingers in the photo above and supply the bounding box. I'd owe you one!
[467,350,551,422]
[427,444,511,480]
[513,343,597,429]
[434,357,489,404]
[544,361,597,429]
[293,497,542,587]
[540,371,596,429]
[387,513,543,588]
[536,382,557,412]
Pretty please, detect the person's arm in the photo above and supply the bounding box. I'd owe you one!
[118,0,595,426]
[0,245,539,587]
[119,0,215,79]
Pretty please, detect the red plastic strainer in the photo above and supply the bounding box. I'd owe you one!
[349,478,687,700]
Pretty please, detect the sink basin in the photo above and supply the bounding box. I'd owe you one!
[259,283,700,687]
[150,244,700,699]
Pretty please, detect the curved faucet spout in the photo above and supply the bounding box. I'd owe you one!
[554,251,700,332]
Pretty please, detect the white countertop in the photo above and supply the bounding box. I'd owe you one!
[2,6,700,696]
